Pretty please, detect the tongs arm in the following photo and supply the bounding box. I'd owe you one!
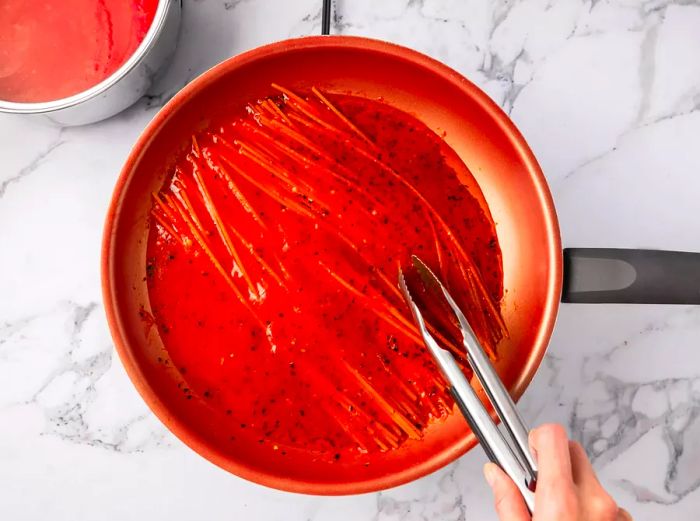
[440,282,538,482]
[399,259,537,513]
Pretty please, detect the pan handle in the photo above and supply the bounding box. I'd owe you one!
[562,248,700,304]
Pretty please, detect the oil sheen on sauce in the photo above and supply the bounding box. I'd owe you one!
[146,87,505,464]
[0,0,158,103]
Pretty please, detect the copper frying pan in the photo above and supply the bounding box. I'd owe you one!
[102,36,700,495]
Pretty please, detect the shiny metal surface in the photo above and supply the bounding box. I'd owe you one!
[412,255,538,481]
[0,0,182,126]
[399,260,536,512]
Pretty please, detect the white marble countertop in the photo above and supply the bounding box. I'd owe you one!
[2,1,700,519]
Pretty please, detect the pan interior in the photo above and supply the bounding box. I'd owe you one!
[104,37,561,494]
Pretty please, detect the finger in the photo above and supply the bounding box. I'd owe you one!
[569,442,622,520]
[484,463,531,521]
[569,441,601,489]
[529,424,574,488]
[617,507,634,520]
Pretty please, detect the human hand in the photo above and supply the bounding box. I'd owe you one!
[484,424,631,520]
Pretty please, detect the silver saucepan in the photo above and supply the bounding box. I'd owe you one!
[0,0,181,126]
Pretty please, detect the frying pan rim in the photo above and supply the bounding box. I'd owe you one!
[101,34,562,495]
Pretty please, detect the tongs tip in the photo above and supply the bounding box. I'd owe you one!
[410,255,471,334]
[398,257,461,357]
[397,265,419,317]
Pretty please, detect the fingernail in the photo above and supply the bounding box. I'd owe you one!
[528,431,538,463]
[483,463,497,487]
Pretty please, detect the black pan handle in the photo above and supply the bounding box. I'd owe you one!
[562,248,700,304]
[321,0,332,35]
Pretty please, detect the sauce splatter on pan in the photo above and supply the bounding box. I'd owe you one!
[145,87,505,463]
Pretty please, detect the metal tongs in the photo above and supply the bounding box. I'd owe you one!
[399,256,538,513]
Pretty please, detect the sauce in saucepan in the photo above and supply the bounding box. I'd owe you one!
[0,0,158,102]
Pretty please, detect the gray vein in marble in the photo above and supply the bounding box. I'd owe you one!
[478,48,532,115]
[489,0,518,39]
[561,146,619,181]
[647,103,700,129]
[331,1,354,33]
[286,3,327,39]
[568,308,700,505]
[334,0,467,32]
[0,313,41,349]
[369,461,468,521]
[223,0,247,10]
[144,77,192,110]
[561,103,700,182]
[2,301,167,453]
[524,354,566,414]
[573,375,700,502]
[644,0,700,15]
[560,1,700,181]
[0,133,65,199]
[614,406,700,505]
[481,2,581,113]
[27,302,102,403]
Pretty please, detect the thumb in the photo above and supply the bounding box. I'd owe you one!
[484,463,531,521]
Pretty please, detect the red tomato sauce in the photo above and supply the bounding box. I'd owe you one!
[0,0,158,103]
[145,87,505,463]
